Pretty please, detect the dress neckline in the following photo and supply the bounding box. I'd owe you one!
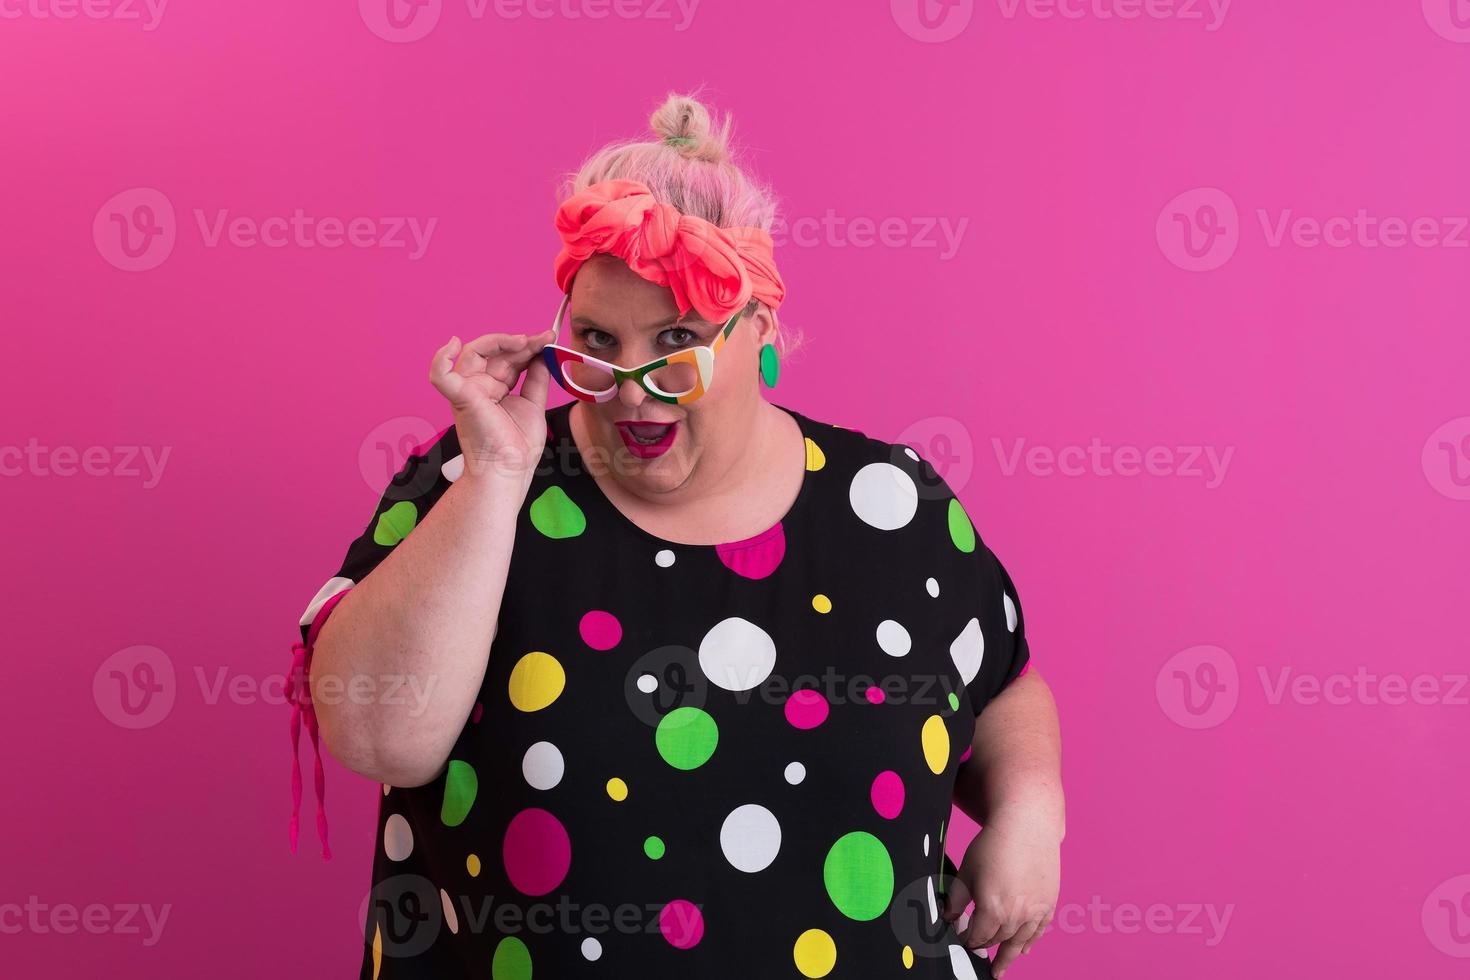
[546,400,815,551]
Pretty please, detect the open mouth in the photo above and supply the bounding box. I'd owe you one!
[614,420,679,457]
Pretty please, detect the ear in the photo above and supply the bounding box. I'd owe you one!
[749,304,780,347]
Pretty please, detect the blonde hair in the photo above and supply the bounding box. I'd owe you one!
[556,87,806,363]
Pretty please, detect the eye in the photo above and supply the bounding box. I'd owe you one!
[576,327,616,351]
[660,327,700,348]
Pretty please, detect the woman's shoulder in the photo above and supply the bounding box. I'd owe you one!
[783,403,928,472]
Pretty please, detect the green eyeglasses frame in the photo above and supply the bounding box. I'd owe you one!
[540,293,742,405]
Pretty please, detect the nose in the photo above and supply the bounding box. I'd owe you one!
[616,376,647,407]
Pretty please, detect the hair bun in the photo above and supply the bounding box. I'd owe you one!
[650,90,730,164]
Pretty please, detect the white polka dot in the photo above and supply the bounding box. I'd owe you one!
[383,813,413,861]
[785,761,806,785]
[442,454,464,483]
[903,446,919,461]
[699,617,777,692]
[441,888,459,934]
[926,577,940,598]
[382,783,391,796]
[927,875,939,924]
[299,576,354,627]
[849,461,918,531]
[521,741,564,791]
[1003,593,1018,632]
[949,617,985,686]
[636,673,658,694]
[949,943,984,978]
[923,833,930,856]
[876,619,912,657]
[720,803,781,872]
[655,549,675,568]
[581,937,602,961]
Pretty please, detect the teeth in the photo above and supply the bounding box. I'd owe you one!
[628,424,673,445]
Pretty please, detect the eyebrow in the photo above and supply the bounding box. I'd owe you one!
[570,314,712,332]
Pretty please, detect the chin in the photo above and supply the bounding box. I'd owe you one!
[621,447,692,493]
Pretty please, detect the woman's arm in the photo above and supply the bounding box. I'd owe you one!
[946,669,1064,978]
[953,670,1063,829]
[310,470,525,788]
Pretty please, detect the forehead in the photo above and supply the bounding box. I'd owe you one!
[569,257,713,329]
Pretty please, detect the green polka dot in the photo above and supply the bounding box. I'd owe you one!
[948,692,960,712]
[823,830,894,921]
[440,760,477,827]
[373,500,418,546]
[655,706,719,770]
[644,835,666,860]
[947,498,976,553]
[491,935,532,980]
[530,485,586,539]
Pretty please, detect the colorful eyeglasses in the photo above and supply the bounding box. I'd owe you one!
[540,293,741,405]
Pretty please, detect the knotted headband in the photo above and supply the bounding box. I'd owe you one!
[553,177,786,325]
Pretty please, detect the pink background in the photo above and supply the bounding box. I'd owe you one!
[4,1,1469,977]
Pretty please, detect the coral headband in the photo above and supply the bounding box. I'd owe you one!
[553,177,785,325]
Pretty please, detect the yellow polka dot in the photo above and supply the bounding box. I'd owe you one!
[902,944,914,968]
[921,714,949,774]
[371,923,382,979]
[812,594,832,614]
[793,928,836,978]
[805,436,826,471]
[508,651,565,712]
[606,777,628,801]
[466,854,481,877]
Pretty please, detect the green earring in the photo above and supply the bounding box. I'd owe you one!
[759,342,781,389]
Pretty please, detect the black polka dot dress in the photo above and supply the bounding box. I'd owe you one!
[294,401,1032,979]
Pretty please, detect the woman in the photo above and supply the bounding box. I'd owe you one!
[289,92,1064,980]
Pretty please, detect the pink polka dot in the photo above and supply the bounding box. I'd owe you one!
[502,808,570,896]
[715,523,786,579]
[578,610,622,651]
[871,770,905,819]
[471,701,484,723]
[658,899,705,948]
[784,688,829,730]
[864,686,885,704]
[958,745,973,763]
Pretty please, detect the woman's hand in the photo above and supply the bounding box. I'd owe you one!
[429,328,555,487]
[942,802,1062,978]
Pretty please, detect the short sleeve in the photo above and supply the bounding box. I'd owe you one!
[296,422,462,647]
[957,536,1032,716]
[898,439,1033,718]
[286,421,462,859]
